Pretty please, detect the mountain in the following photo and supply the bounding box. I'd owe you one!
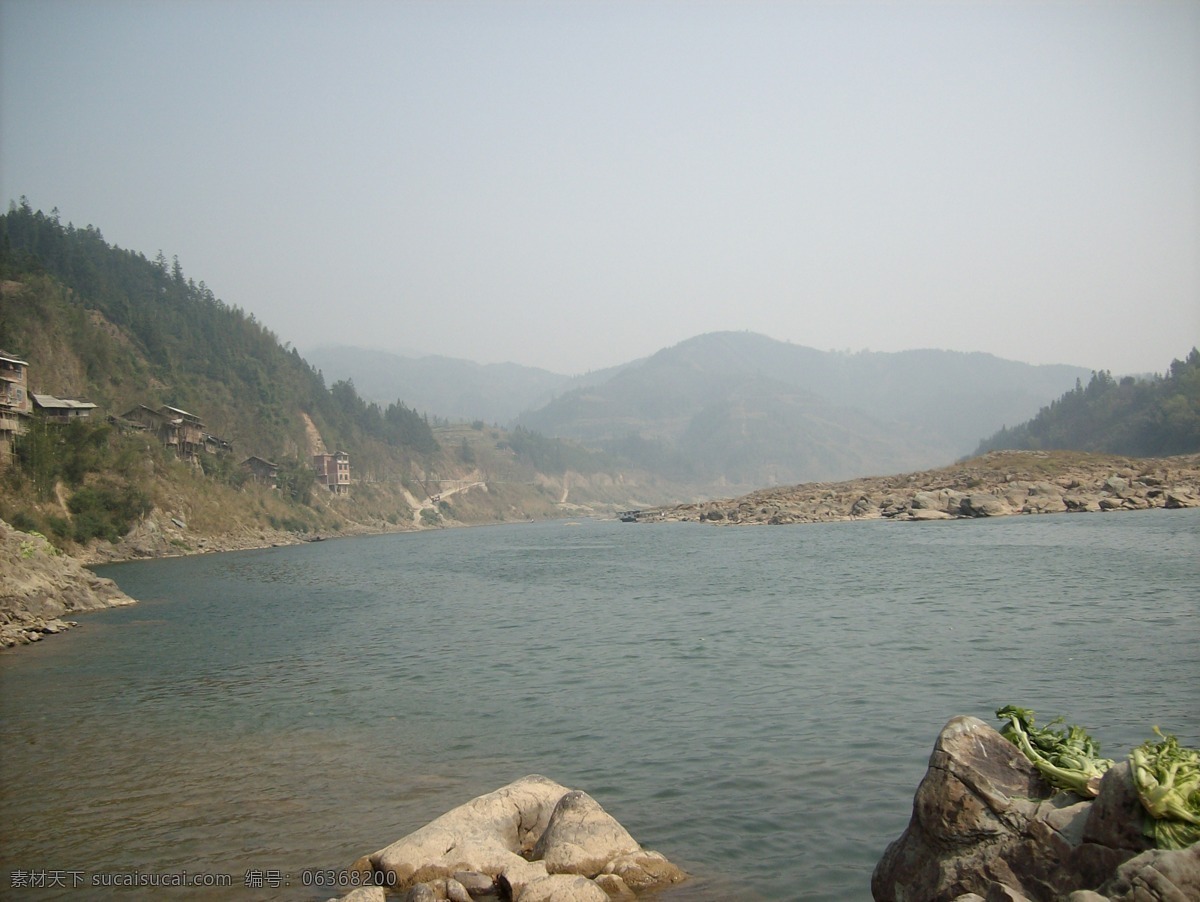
[303,345,635,424]
[975,350,1200,456]
[305,346,556,423]
[0,201,677,550]
[305,332,1093,491]
[2,200,1191,551]
[0,202,448,479]
[515,332,1093,491]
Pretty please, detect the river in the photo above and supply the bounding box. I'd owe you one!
[2,510,1197,900]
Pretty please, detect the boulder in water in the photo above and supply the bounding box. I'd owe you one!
[353,775,685,900]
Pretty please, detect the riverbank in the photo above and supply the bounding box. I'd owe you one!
[5,450,1199,649]
[0,522,137,648]
[74,506,399,566]
[0,502,414,648]
[627,450,1200,525]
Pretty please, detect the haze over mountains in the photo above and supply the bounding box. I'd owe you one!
[304,345,617,425]
[4,200,1190,538]
[307,333,1092,492]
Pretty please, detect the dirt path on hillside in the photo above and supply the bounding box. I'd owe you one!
[412,480,487,525]
[300,413,327,456]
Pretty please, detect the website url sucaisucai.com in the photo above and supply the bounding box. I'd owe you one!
[10,869,234,889]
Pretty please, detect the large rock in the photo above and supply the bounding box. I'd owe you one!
[371,775,569,889]
[1089,843,1200,901]
[516,874,609,902]
[327,888,385,902]
[532,790,686,890]
[362,776,685,900]
[1021,482,1069,514]
[912,490,966,514]
[874,717,1195,902]
[961,494,1012,517]
[533,790,641,876]
[599,850,686,891]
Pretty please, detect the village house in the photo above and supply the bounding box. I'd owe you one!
[31,393,98,424]
[313,450,350,495]
[119,404,207,460]
[241,455,279,487]
[203,432,234,455]
[0,352,31,464]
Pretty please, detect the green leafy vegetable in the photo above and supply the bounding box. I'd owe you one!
[996,706,1113,798]
[1130,727,1200,850]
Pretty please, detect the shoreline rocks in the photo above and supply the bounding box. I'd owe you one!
[630,451,1200,526]
[0,520,136,649]
[872,716,1200,902]
[341,775,685,902]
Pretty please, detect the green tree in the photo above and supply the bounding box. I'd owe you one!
[975,348,1200,456]
[67,480,151,543]
[277,456,315,505]
[13,419,59,500]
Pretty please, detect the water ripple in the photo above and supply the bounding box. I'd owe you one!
[1,511,1197,900]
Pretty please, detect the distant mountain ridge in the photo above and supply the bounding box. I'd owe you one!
[303,345,632,424]
[518,333,1093,489]
[313,331,1095,493]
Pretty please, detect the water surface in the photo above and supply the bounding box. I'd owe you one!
[2,510,1197,900]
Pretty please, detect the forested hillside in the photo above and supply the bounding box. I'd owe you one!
[975,350,1200,456]
[0,200,672,553]
[0,199,435,475]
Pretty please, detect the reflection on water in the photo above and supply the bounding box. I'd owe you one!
[2,510,1198,900]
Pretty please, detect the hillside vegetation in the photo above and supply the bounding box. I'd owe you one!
[0,200,677,555]
[0,200,433,469]
[976,351,1200,457]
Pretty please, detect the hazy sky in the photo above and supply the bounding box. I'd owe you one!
[2,1,1197,376]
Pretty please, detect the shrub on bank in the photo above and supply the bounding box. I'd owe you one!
[66,480,152,543]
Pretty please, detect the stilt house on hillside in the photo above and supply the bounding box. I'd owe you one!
[241,455,279,487]
[120,405,203,459]
[117,404,230,461]
[0,352,30,464]
[1,355,101,463]
[31,393,97,424]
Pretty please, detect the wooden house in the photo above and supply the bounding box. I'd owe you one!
[202,432,234,455]
[32,393,98,424]
[0,353,31,463]
[120,404,205,459]
[241,455,279,487]
[313,450,350,495]
[160,405,204,456]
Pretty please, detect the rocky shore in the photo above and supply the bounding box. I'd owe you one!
[0,520,136,648]
[627,451,1200,525]
[873,716,1199,902]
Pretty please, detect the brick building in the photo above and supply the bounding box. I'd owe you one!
[313,451,350,495]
